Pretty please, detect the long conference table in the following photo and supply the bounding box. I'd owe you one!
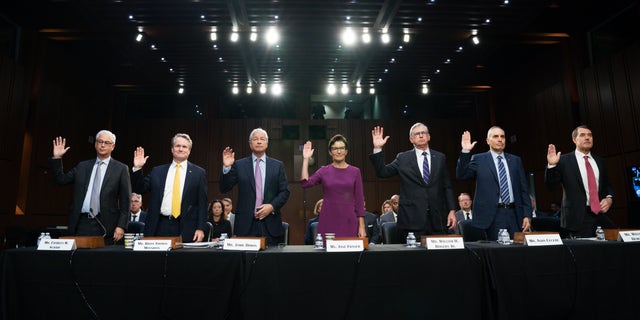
[1,240,640,320]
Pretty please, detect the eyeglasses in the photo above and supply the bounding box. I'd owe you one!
[330,146,346,152]
[96,139,114,145]
[131,200,140,203]
[250,137,267,142]
[412,131,429,137]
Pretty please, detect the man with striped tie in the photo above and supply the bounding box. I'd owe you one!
[456,126,532,240]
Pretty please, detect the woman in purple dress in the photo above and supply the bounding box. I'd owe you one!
[301,134,366,238]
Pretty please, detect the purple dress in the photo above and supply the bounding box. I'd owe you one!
[301,164,364,237]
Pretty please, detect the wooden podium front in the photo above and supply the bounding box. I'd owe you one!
[59,236,104,248]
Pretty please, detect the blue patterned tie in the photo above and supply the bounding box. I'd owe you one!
[422,151,430,184]
[497,156,510,204]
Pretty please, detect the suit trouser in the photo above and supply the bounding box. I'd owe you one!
[569,207,615,238]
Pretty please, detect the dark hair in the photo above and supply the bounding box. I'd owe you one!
[328,134,349,150]
[208,199,226,222]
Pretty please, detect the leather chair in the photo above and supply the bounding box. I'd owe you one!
[205,221,213,242]
[381,222,401,244]
[282,221,290,245]
[310,221,319,243]
[458,220,487,242]
[126,221,145,233]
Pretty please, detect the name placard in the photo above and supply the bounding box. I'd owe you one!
[133,239,173,251]
[524,233,563,246]
[425,236,464,250]
[618,230,640,242]
[37,239,77,251]
[325,239,365,252]
[223,238,262,251]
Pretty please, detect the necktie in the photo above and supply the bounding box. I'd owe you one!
[171,163,182,218]
[466,212,470,220]
[255,158,263,210]
[89,161,103,218]
[497,156,510,204]
[421,151,430,184]
[584,156,601,214]
[131,214,137,222]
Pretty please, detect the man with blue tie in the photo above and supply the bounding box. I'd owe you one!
[456,126,532,240]
[132,133,207,243]
[220,128,290,246]
[50,130,130,245]
[369,123,457,240]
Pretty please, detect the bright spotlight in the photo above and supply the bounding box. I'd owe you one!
[259,84,267,94]
[230,32,239,42]
[381,33,390,44]
[265,27,279,45]
[422,84,429,95]
[327,84,336,95]
[341,27,356,46]
[136,33,143,42]
[271,83,282,96]
[341,84,349,95]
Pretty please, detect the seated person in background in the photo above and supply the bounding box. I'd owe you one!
[129,193,147,223]
[222,197,235,233]
[546,202,561,219]
[380,199,392,217]
[208,199,232,241]
[304,199,323,245]
[379,194,399,225]
[452,193,473,235]
[364,200,381,244]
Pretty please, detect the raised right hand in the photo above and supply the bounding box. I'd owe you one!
[547,144,561,166]
[371,126,390,149]
[133,147,149,169]
[52,136,70,159]
[302,141,314,159]
[461,131,477,151]
[222,147,235,167]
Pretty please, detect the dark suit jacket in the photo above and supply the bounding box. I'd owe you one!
[129,210,147,223]
[364,211,381,244]
[50,157,131,236]
[220,156,290,237]
[544,151,613,231]
[131,161,208,243]
[369,149,456,233]
[456,151,532,229]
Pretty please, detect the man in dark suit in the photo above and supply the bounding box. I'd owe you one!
[128,193,147,223]
[364,211,381,244]
[545,125,614,238]
[50,130,130,245]
[132,133,207,243]
[456,126,532,240]
[369,124,457,240]
[220,128,290,246]
[452,192,473,235]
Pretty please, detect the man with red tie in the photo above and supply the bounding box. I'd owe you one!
[545,125,615,238]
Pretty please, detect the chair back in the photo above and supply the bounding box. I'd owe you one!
[458,220,487,242]
[126,221,145,233]
[205,221,214,242]
[310,221,319,243]
[282,221,290,245]
[381,222,400,244]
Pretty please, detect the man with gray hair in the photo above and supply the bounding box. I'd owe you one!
[220,128,290,246]
[456,126,532,240]
[370,123,457,241]
[132,133,208,243]
[50,130,131,245]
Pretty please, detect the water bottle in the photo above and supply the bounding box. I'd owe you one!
[218,233,228,248]
[37,232,45,247]
[314,233,323,249]
[43,232,51,240]
[595,226,605,241]
[502,229,511,245]
[406,232,416,248]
